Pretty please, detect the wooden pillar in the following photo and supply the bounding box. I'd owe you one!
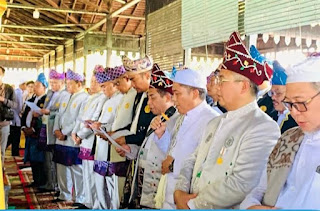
[106,16,113,67]
[73,39,76,72]
[184,48,191,67]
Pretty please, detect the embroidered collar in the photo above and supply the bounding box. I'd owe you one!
[226,100,258,119]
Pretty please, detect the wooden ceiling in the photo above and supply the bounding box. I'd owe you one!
[0,0,145,62]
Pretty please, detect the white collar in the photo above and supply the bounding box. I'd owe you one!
[185,100,207,118]
[226,100,258,119]
[277,108,290,117]
[304,129,320,141]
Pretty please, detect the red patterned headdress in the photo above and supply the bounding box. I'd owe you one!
[150,64,173,95]
[221,32,273,85]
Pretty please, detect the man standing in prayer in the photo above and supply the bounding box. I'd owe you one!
[155,68,220,209]
[173,31,280,209]
[240,53,320,210]
[52,69,88,207]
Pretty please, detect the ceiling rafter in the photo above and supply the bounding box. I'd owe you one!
[121,1,140,34]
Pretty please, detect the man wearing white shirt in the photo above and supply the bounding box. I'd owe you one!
[174,31,280,209]
[240,53,320,210]
[155,68,220,209]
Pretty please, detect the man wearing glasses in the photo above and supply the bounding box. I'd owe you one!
[173,32,280,209]
[268,61,297,134]
[240,53,320,209]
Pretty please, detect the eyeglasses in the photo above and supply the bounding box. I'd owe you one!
[268,91,285,97]
[282,91,320,112]
[214,75,245,85]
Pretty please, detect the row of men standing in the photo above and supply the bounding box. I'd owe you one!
[19,30,319,210]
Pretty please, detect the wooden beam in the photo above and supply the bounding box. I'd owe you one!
[122,1,140,33]
[1,24,83,32]
[0,47,51,52]
[76,0,141,39]
[109,0,141,18]
[66,0,78,23]
[0,41,59,46]
[7,2,107,16]
[0,55,41,58]
[90,0,104,24]
[0,32,71,40]
[44,0,79,24]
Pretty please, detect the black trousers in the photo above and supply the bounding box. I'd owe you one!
[31,161,45,187]
[7,125,21,156]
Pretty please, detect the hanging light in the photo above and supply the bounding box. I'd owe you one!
[273,34,280,44]
[20,36,24,41]
[33,9,40,19]
[285,36,291,46]
[262,34,269,43]
[295,36,301,47]
[306,38,312,48]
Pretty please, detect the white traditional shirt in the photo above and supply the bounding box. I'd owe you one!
[240,129,320,210]
[174,101,280,209]
[159,101,220,209]
[72,92,106,149]
[53,90,88,147]
[94,92,124,161]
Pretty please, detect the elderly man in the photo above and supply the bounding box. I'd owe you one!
[268,61,297,134]
[38,69,67,193]
[173,31,281,209]
[154,68,220,209]
[71,65,106,209]
[90,66,127,209]
[116,64,178,209]
[240,53,320,210]
[53,69,88,206]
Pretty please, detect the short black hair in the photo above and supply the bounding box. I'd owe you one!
[0,66,5,74]
[27,81,35,86]
[156,88,171,97]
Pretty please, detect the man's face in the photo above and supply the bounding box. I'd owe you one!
[34,81,45,96]
[115,74,132,94]
[49,79,63,92]
[147,88,169,115]
[172,83,195,114]
[66,80,80,94]
[216,69,243,111]
[20,83,27,91]
[270,85,286,112]
[285,82,320,132]
[100,81,117,97]
[207,75,219,102]
[27,83,35,94]
[90,75,101,94]
[129,72,150,93]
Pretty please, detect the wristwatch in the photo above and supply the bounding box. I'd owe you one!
[169,159,175,172]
